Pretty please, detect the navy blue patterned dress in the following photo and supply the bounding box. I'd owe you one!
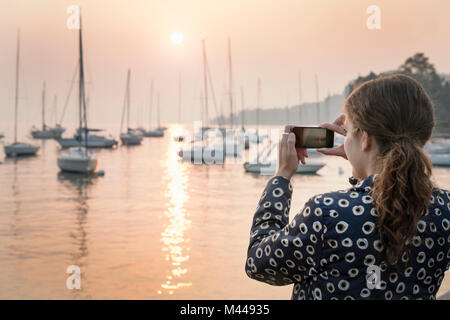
[245,174,450,300]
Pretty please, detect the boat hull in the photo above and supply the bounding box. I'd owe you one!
[57,147,98,173]
[58,157,98,173]
[4,143,39,157]
[31,130,62,139]
[57,137,117,148]
[142,130,164,137]
[120,134,142,145]
[429,154,450,167]
[244,162,325,174]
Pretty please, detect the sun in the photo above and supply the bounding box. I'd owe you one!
[170,32,183,45]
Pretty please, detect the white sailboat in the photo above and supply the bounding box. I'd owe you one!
[58,15,98,174]
[58,146,98,173]
[31,81,64,139]
[56,46,116,148]
[4,29,39,157]
[120,69,142,145]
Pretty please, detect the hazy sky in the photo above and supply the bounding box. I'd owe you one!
[1,0,449,130]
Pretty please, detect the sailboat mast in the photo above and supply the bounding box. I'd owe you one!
[240,86,245,129]
[257,78,261,135]
[53,95,58,126]
[149,79,154,130]
[157,92,160,129]
[126,69,131,131]
[315,74,320,123]
[256,78,261,163]
[228,36,234,128]
[202,39,209,127]
[178,72,182,124]
[200,90,204,125]
[298,71,302,124]
[286,94,289,123]
[42,81,46,130]
[14,29,20,143]
[78,13,88,149]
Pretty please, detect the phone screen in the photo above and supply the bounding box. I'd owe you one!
[291,127,334,148]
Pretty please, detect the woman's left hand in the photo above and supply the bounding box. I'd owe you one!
[275,125,308,180]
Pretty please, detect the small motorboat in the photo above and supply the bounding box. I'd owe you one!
[58,146,98,173]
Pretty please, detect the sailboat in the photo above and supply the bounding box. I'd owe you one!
[155,92,167,132]
[173,73,185,142]
[140,80,164,138]
[31,81,64,139]
[56,43,117,148]
[57,14,98,174]
[120,69,143,145]
[246,78,266,146]
[4,29,39,157]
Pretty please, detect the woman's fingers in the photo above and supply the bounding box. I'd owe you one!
[333,114,345,126]
[276,126,299,179]
[296,148,307,165]
[279,125,293,153]
[319,114,346,136]
[319,122,346,136]
[316,144,347,159]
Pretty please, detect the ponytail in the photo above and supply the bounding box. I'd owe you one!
[372,137,433,265]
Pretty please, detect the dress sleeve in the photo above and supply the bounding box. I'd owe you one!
[245,176,325,286]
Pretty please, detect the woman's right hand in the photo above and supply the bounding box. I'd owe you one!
[316,114,348,159]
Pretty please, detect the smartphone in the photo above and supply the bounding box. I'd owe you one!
[291,126,334,148]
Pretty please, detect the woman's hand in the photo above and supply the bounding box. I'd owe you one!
[316,114,348,159]
[275,125,308,180]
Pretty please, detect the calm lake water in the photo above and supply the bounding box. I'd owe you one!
[0,125,449,299]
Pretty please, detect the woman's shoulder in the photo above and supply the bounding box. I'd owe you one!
[431,187,450,209]
[306,186,374,214]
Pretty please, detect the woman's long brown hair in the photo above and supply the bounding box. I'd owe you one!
[345,74,435,266]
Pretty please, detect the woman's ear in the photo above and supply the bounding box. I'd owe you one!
[361,130,371,152]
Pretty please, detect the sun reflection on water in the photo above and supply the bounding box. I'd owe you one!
[159,135,192,295]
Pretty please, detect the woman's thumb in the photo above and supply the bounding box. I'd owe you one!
[287,132,296,146]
